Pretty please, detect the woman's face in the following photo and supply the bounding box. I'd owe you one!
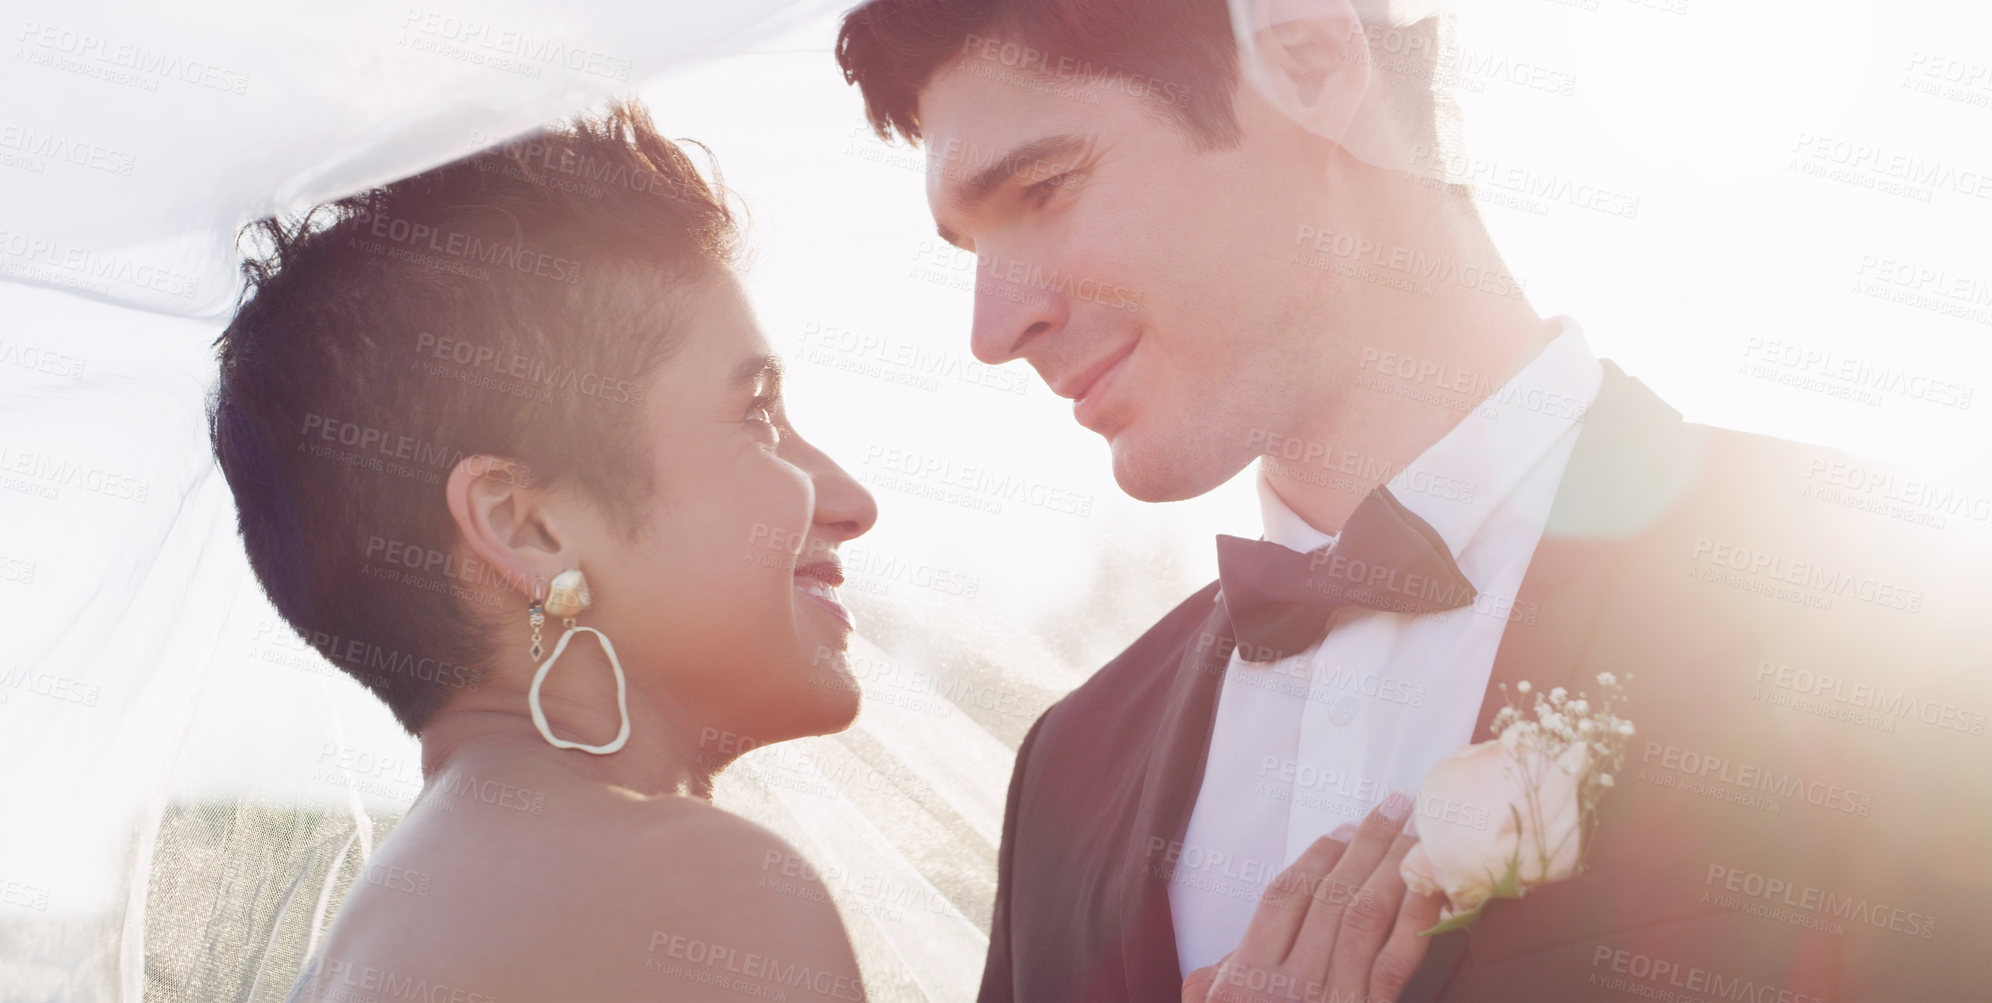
[574,273,877,751]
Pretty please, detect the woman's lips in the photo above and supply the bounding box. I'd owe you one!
[796,580,853,629]
[794,563,853,629]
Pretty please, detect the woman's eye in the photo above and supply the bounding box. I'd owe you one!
[746,405,781,446]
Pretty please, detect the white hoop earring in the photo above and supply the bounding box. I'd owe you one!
[525,569,630,755]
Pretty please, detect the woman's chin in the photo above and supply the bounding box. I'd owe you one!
[815,690,862,735]
[789,650,862,734]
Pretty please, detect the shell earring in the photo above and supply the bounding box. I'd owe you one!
[526,569,630,755]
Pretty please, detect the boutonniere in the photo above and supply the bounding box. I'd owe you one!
[1400,672,1634,935]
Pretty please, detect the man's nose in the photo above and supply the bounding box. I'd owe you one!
[968,251,1068,365]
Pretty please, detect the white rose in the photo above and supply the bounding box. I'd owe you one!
[1400,734,1590,915]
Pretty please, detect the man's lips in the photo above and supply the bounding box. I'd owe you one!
[1056,340,1138,432]
[1050,340,1138,404]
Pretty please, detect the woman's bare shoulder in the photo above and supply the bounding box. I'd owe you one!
[564,793,868,1001]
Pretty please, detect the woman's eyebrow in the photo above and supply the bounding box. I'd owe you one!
[729,353,784,394]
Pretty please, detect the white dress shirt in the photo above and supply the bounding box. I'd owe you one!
[1167,319,1605,974]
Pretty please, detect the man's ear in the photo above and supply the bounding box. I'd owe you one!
[1231,0,1372,146]
[445,454,567,599]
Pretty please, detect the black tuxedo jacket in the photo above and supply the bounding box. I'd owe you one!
[977,363,1991,1002]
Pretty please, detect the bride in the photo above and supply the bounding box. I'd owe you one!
[214,102,876,1001]
[209,101,1431,1002]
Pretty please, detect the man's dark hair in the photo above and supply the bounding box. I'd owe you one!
[837,0,1450,162]
[838,0,1244,149]
[210,102,738,734]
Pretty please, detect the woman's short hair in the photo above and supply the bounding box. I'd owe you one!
[210,102,737,734]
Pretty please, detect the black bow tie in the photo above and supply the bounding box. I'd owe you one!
[1216,487,1477,663]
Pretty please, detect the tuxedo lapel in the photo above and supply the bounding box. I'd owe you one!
[1471,537,1619,742]
[1402,362,1696,1001]
[1400,532,1622,999]
[1480,357,1695,741]
[1117,594,1237,1000]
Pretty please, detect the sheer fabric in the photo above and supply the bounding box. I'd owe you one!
[2,1,1987,1000]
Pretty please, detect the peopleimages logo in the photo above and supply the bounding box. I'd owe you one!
[398,9,633,81]
[1705,863,1936,939]
[412,332,645,406]
[350,208,583,285]
[1248,429,1478,504]
[1588,946,1819,1003]
[467,130,677,195]
[646,931,863,1001]
[290,624,478,693]
[1790,132,1992,200]
[1754,660,1986,736]
[297,412,529,488]
[958,33,1192,109]
[1301,547,1477,610]
[1640,741,1873,816]
[0,123,138,176]
[298,960,495,1003]
[974,251,1141,314]
[1293,225,1529,302]
[1741,336,1974,410]
[1407,145,1640,219]
[14,20,253,94]
[796,320,1028,396]
[1805,458,1991,523]
[0,229,201,299]
[861,445,1094,518]
[0,443,150,503]
[1688,538,1924,613]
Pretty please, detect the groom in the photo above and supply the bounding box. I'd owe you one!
[837,1,1989,1000]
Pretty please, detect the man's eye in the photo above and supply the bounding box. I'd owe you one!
[1025,171,1078,207]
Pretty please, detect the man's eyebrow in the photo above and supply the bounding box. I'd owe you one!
[947,133,1089,216]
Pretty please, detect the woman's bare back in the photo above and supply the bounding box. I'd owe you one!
[288,754,864,1002]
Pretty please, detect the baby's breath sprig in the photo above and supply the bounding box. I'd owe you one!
[1414,673,1637,937]
[1490,673,1634,876]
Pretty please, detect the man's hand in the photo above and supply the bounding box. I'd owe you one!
[1182,793,1445,1003]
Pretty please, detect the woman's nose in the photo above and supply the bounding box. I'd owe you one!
[809,448,878,543]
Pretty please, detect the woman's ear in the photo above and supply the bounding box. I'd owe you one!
[1231,0,1372,147]
[445,454,566,599]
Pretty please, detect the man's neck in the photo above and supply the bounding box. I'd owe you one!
[1269,236,1558,536]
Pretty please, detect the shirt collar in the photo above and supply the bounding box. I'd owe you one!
[1257,316,1605,556]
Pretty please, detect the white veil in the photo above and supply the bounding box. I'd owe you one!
[3,0,1989,1000]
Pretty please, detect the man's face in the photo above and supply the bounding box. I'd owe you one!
[919,45,1336,502]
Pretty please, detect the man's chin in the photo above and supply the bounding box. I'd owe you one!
[1108,432,1248,504]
